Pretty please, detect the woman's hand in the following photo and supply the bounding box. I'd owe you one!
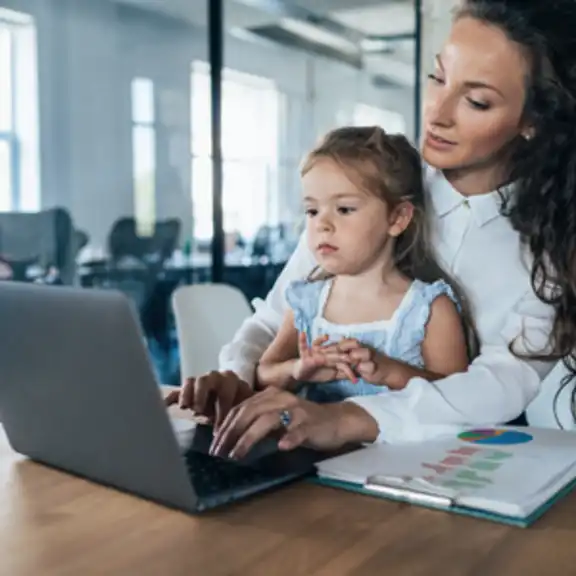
[164,370,253,430]
[292,333,357,383]
[209,387,379,459]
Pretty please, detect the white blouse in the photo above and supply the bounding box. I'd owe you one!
[219,167,560,443]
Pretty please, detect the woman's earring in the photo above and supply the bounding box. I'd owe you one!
[522,130,534,141]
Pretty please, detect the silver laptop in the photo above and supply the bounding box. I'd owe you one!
[0,281,325,512]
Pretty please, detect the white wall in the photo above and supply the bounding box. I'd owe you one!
[1,0,138,245]
[419,0,459,132]
[422,0,460,62]
[1,0,416,246]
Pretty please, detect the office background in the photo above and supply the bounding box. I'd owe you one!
[0,0,456,381]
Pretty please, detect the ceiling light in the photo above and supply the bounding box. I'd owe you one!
[279,17,359,55]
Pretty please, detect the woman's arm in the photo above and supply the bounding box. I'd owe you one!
[256,311,300,390]
[209,288,558,458]
[218,233,316,386]
[348,288,557,444]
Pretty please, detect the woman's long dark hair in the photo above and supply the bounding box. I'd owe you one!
[457,0,576,423]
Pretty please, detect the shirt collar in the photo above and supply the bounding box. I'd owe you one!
[425,165,513,227]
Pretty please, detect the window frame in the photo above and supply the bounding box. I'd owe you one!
[190,61,281,240]
[130,77,157,236]
[0,23,19,210]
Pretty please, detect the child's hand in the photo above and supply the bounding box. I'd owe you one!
[347,346,402,388]
[292,333,357,383]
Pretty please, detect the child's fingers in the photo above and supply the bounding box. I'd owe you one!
[297,331,309,355]
[336,362,358,383]
[311,335,329,347]
[309,337,349,362]
[312,342,340,356]
[311,347,350,365]
[335,338,362,352]
[310,338,358,353]
[356,360,376,376]
[348,348,372,362]
[311,339,351,358]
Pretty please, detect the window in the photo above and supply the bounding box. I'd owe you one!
[353,103,406,134]
[131,77,156,236]
[0,12,38,212]
[0,21,13,211]
[0,140,11,212]
[191,62,280,240]
[0,24,12,134]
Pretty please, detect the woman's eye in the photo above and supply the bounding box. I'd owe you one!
[427,73,444,85]
[467,98,490,111]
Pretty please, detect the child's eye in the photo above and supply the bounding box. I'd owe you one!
[337,206,356,215]
[305,208,318,217]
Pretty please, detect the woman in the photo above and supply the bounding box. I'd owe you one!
[168,0,576,458]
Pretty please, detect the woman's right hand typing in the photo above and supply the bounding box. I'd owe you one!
[164,371,253,431]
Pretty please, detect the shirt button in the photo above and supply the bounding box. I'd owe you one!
[462,199,470,209]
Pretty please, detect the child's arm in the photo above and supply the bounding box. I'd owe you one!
[257,312,357,390]
[348,295,469,390]
[420,295,470,375]
[256,311,300,390]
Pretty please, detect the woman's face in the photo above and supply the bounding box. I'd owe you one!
[422,17,532,178]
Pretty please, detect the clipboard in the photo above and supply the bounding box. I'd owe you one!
[310,474,576,528]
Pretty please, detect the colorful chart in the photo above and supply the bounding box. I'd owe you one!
[458,428,533,445]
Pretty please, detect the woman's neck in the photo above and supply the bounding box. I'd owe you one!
[442,163,509,197]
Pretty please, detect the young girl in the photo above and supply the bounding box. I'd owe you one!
[256,126,472,402]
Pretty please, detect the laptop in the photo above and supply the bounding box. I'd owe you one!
[0,281,328,513]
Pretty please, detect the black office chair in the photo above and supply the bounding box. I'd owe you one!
[0,207,76,285]
[151,219,181,263]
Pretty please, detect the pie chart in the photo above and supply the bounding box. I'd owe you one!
[458,428,533,445]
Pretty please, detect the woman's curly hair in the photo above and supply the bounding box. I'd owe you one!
[457,0,576,418]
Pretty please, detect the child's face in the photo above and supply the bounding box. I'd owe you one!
[302,158,408,276]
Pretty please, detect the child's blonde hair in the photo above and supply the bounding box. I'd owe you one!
[301,126,479,357]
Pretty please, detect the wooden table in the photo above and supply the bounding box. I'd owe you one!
[0,400,575,575]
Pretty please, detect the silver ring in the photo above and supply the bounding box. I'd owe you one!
[279,409,292,428]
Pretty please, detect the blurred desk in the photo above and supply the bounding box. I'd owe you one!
[0,389,575,575]
[77,256,287,385]
[78,255,288,303]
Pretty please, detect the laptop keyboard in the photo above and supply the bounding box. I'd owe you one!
[184,450,274,497]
